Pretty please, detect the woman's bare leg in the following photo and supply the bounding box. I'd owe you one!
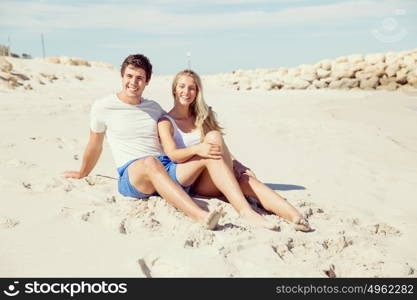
[190,133,309,231]
[191,170,222,197]
[238,174,310,231]
[191,132,233,197]
[176,131,276,230]
[193,165,310,231]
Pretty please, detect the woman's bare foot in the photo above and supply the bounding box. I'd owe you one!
[240,208,278,230]
[293,217,311,232]
[203,208,222,230]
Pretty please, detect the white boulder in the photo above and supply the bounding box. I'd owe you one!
[328,78,359,89]
[365,53,385,65]
[331,63,354,80]
[316,68,330,79]
[319,59,332,71]
[396,68,409,84]
[360,77,379,89]
[312,79,328,88]
[347,54,364,64]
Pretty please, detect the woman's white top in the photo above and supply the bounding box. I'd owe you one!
[163,114,201,149]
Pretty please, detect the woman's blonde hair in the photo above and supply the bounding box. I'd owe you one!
[172,70,223,140]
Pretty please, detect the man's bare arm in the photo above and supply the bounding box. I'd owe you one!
[64,130,105,179]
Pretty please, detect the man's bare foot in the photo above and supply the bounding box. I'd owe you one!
[203,208,222,230]
[240,208,278,230]
[293,217,311,232]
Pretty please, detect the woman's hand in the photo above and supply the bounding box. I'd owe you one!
[195,141,222,159]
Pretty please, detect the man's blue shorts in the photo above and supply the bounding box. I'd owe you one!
[117,155,191,198]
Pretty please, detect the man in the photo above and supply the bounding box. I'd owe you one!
[64,54,220,229]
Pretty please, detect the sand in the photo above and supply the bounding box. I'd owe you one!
[0,57,416,277]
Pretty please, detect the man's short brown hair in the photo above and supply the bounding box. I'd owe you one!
[121,54,152,82]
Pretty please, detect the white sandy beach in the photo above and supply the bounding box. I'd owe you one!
[0,56,416,277]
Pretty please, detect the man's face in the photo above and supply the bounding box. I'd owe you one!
[121,65,148,98]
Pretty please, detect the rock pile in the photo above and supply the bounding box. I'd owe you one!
[220,49,417,92]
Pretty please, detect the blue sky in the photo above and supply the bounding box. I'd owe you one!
[1,0,416,74]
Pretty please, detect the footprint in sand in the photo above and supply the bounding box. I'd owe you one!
[346,218,361,226]
[43,177,74,192]
[323,264,337,278]
[321,236,354,254]
[63,182,74,192]
[84,175,113,186]
[81,211,95,222]
[372,223,401,237]
[2,143,16,148]
[59,207,73,217]
[304,208,314,218]
[53,137,77,150]
[84,176,97,186]
[121,216,161,234]
[272,245,287,260]
[106,196,117,203]
[48,177,75,192]
[59,207,96,222]
[272,238,298,260]
[7,159,37,168]
[220,223,247,232]
[297,201,327,221]
[119,218,128,234]
[183,229,215,248]
[406,263,415,276]
[42,137,78,150]
[22,181,32,189]
[298,201,314,208]
[0,216,20,229]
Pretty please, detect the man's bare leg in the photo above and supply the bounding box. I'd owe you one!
[128,156,221,229]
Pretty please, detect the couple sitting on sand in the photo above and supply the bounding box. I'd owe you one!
[65,54,310,232]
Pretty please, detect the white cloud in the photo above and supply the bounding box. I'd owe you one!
[0,0,414,34]
[102,39,186,49]
[100,0,308,4]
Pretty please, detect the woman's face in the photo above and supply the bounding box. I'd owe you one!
[175,75,197,106]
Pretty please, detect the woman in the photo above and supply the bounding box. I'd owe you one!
[157,70,310,231]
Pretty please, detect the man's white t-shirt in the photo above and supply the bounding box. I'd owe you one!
[90,95,165,167]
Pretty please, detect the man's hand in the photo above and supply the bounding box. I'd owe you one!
[233,160,256,179]
[63,131,104,180]
[63,170,86,179]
